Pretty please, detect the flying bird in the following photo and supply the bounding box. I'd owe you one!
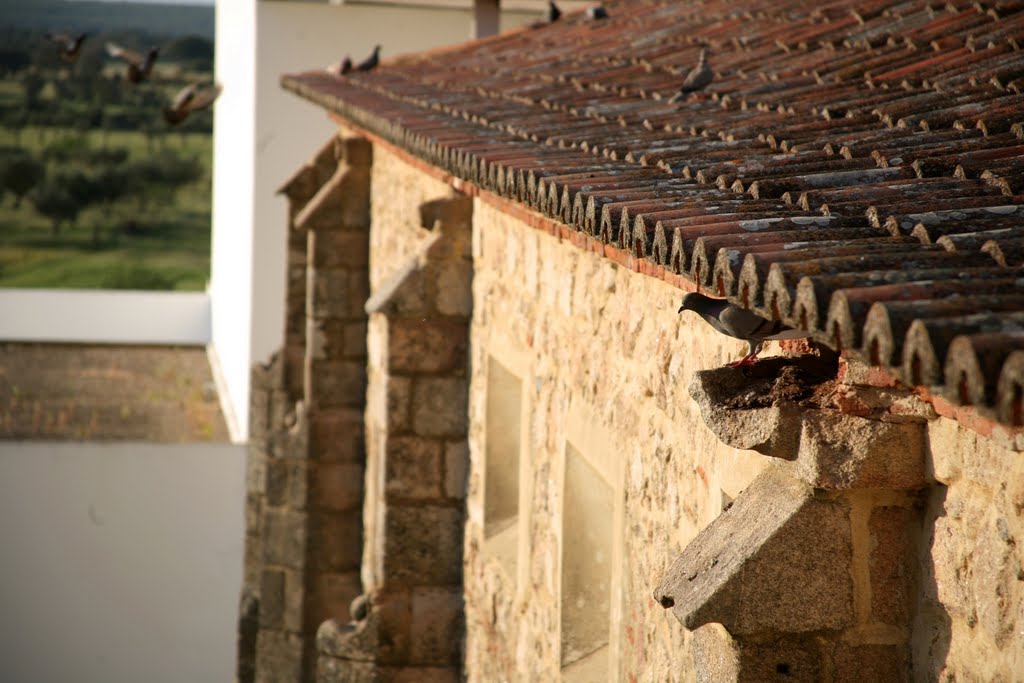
[47,32,87,62]
[548,1,562,22]
[163,82,222,125]
[669,47,713,103]
[586,5,609,19]
[355,45,381,72]
[105,42,159,83]
[678,293,806,367]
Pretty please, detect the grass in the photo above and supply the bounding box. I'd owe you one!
[0,125,212,291]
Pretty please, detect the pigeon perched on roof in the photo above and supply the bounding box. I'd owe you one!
[586,5,609,19]
[106,42,159,83]
[548,1,562,22]
[326,55,352,76]
[669,47,713,103]
[163,82,222,125]
[356,45,381,72]
[47,32,87,63]
[678,292,806,367]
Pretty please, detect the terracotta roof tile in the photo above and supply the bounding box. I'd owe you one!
[284,0,1024,425]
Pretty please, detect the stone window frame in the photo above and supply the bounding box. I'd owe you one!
[559,406,626,681]
[480,344,534,592]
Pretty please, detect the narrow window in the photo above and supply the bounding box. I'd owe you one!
[561,442,613,680]
[483,356,521,578]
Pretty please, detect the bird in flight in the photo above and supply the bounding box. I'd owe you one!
[355,45,381,72]
[678,293,806,367]
[163,82,222,125]
[106,42,159,83]
[669,47,712,103]
[548,1,562,22]
[47,32,88,63]
[587,5,609,19]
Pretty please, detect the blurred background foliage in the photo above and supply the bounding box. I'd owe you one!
[0,0,215,291]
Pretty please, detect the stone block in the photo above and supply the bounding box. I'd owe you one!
[310,409,365,463]
[654,467,855,635]
[387,318,467,375]
[263,509,307,569]
[797,412,927,489]
[349,269,371,316]
[312,229,369,269]
[385,436,443,501]
[344,321,369,359]
[308,510,363,572]
[690,624,739,683]
[830,643,909,683]
[247,451,268,496]
[306,571,362,634]
[255,629,305,683]
[308,319,347,362]
[444,441,469,500]
[412,378,468,439]
[259,569,285,629]
[365,261,428,318]
[409,587,463,665]
[385,376,412,434]
[688,367,804,459]
[735,637,821,682]
[434,262,473,317]
[307,360,367,409]
[309,269,350,320]
[266,459,290,507]
[869,505,917,626]
[382,505,464,586]
[311,462,364,512]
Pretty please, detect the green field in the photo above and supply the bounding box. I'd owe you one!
[0,127,212,291]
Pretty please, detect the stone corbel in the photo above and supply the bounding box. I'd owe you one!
[656,356,935,681]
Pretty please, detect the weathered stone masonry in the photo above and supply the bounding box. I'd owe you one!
[239,135,371,683]
[240,131,1024,682]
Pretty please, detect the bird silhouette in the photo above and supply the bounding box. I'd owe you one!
[586,5,609,19]
[355,45,381,72]
[325,56,352,76]
[47,32,87,63]
[548,1,562,22]
[163,82,222,125]
[669,47,713,103]
[105,42,159,83]
[678,293,806,367]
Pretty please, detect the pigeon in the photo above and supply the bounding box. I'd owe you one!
[548,1,562,22]
[47,32,87,63]
[669,47,713,103]
[586,5,609,19]
[678,292,806,367]
[355,45,381,72]
[325,55,352,76]
[163,82,222,125]
[106,42,159,83]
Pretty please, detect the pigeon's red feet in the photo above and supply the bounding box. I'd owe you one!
[726,352,760,368]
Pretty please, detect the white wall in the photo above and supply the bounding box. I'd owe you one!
[0,289,210,345]
[212,0,479,440]
[0,442,246,683]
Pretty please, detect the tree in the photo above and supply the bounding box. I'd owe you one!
[30,179,80,235]
[20,70,44,110]
[2,155,45,207]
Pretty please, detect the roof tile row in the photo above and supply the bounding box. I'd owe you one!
[285,0,1024,426]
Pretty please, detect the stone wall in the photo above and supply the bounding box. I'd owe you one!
[242,134,1024,682]
[238,134,371,683]
[919,417,1024,680]
[463,198,770,681]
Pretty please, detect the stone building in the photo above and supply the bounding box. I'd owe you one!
[241,0,1024,680]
